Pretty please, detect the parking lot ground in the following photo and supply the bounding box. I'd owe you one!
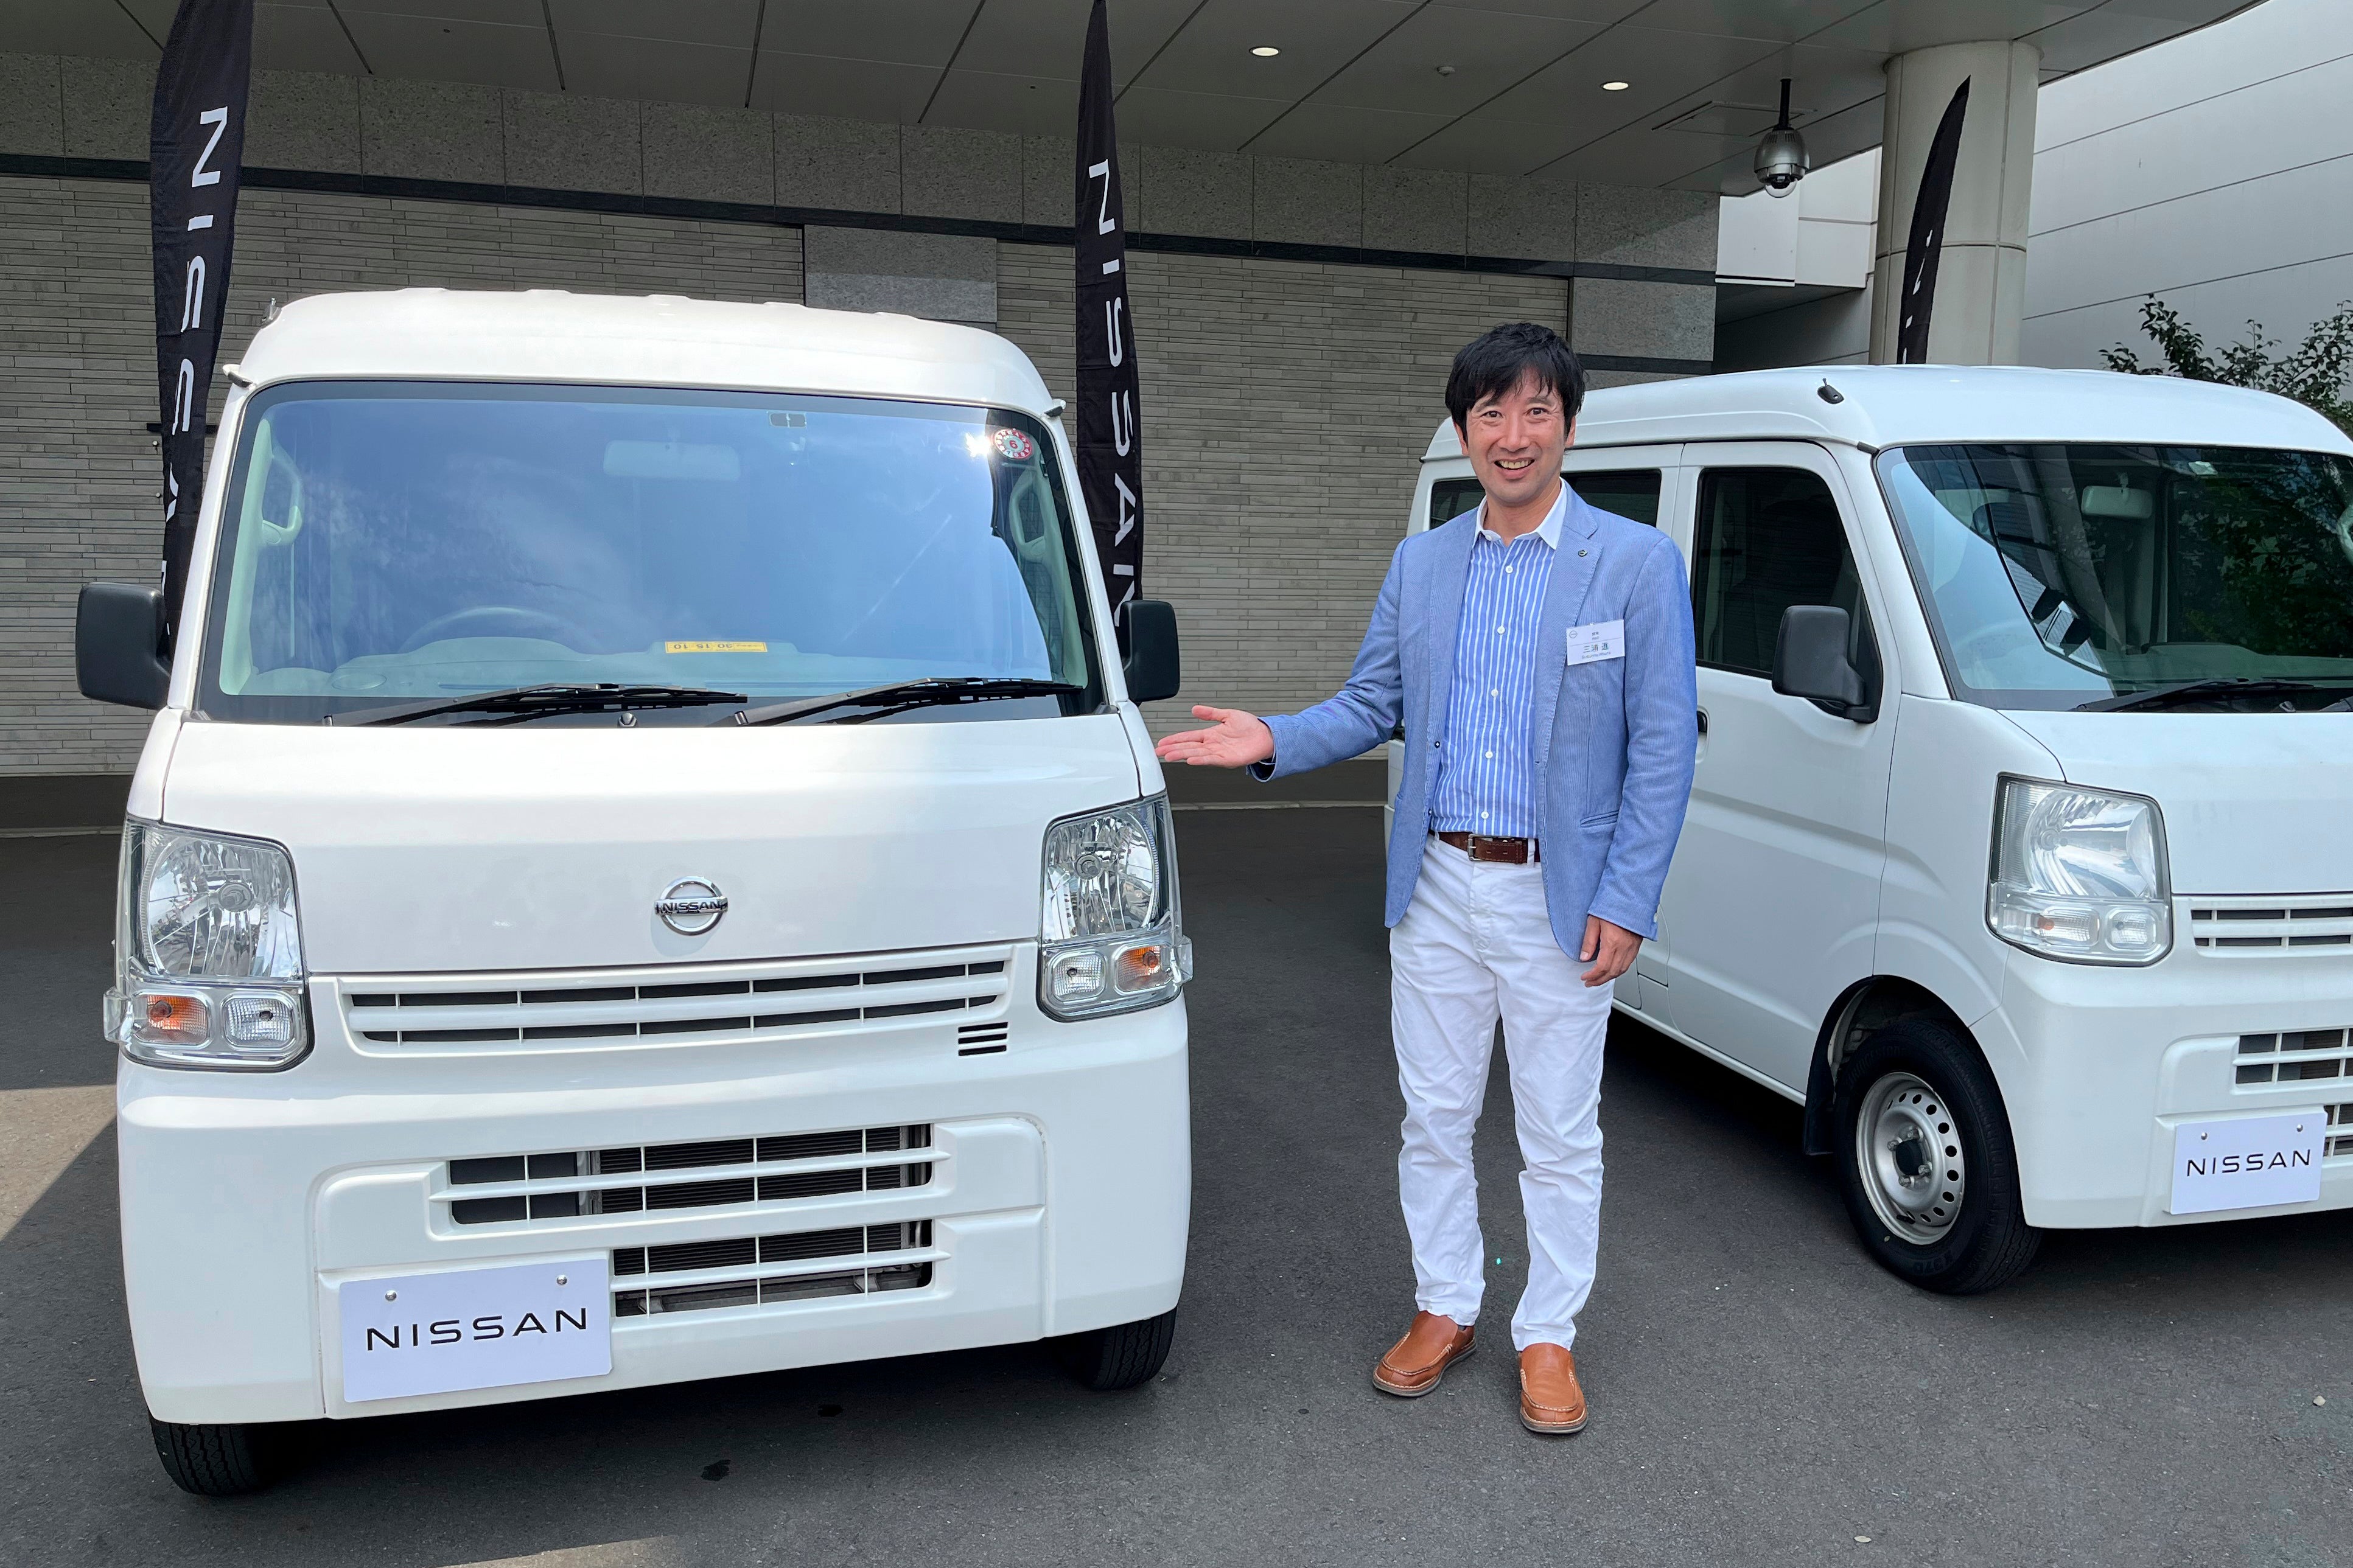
[5,809,2352,1567]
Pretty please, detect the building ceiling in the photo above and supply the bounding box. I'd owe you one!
[10,0,2257,190]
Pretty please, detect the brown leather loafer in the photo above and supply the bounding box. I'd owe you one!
[1372,1311,1475,1396]
[1518,1343,1587,1434]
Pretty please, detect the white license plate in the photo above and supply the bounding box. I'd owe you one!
[2167,1112,2326,1216]
[338,1257,611,1404]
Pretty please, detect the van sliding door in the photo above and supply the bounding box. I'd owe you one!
[1652,442,1898,1093]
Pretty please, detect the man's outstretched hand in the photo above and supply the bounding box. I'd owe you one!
[1155,705,1276,770]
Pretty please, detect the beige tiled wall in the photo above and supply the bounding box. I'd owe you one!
[0,54,1718,274]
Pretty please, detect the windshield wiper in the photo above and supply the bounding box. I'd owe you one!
[2075,677,2346,714]
[725,677,1083,727]
[330,683,749,727]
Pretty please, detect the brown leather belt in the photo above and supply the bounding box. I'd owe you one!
[1435,831,1539,865]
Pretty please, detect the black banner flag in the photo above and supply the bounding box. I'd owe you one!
[1895,78,1969,365]
[1074,0,1141,613]
[150,0,253,643]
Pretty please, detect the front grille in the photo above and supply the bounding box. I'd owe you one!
[345,947,1010,1051]
[2330,1104,2353,1159]
[2234,1029,2353,1087]
[612,1219,936,1316]
[2191,897,2353,954]
[445,1123,935,1225]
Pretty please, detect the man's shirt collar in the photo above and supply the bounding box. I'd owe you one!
[1476,481,1568,551]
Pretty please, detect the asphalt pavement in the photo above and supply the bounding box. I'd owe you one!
[5,810,2351,1567]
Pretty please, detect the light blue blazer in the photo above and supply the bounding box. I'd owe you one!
[1261,490,1698,956]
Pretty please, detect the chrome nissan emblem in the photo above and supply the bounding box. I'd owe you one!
[656,877,728,936]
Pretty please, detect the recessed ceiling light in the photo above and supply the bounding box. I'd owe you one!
[1251,45,1281,57]
[1601,80,1630,91]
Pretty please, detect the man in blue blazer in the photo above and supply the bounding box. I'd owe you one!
[1157,322,1696,1435]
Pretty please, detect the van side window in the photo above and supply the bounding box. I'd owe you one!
[1427,470,1661,529]
[1692,467,1875,678]
[1430,477,1483,526]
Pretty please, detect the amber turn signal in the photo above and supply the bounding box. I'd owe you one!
[1112,943,1167,992]
[141,992,211,1044]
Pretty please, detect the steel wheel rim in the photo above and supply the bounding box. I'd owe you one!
[1856,1071,1967,1244]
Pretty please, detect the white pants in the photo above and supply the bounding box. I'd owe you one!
[1390,837,1612,1351]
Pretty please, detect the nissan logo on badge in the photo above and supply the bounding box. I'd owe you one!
[656,877,728,936]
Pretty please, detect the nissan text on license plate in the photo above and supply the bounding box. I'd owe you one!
[2167,1112,2324,1216]
[339,1257,612,1404]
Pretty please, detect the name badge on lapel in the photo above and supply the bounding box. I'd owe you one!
[1566,619,1625,666]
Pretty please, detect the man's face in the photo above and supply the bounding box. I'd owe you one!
[1458,370,1573,512]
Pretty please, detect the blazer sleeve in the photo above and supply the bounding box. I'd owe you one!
[1586,534,1698,938]
[1255,539,1407,781]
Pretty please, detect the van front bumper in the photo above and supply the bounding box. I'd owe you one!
[1985,937,2352,1229]
[119,970,1187,1426]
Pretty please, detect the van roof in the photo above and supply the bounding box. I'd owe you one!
[233,289,1055,413]
[1421,364,2353,460]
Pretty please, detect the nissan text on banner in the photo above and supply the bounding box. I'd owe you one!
[150,0,254,644]
[1075,0,1142,617]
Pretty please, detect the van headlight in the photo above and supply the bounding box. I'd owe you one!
[1039,796,1192,1019]
[1987,779,2172,965]
[105,821,312,1069]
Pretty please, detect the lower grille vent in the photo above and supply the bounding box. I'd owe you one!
[2236,1039,2353,1157]
[612,1221,935,1316]
[957,1021,1009,1054]
[2234,1029,2352,1087]
[447,1123,935,1225]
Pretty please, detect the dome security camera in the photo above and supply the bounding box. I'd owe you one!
[1754,78,1809,198]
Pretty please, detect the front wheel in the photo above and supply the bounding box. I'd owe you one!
[1061,1307,1177,1390]
[150,1418,270,1496]
[1833,1018,2040,1295]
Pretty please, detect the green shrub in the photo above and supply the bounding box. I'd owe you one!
[2102,295,2353,434]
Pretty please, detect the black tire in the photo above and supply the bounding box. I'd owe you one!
[1063,1307,1177,1391]
[150,1418,270,1497]
[1833,1017,2041,1295]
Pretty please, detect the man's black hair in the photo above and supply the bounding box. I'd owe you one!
[1444,321,1586,430]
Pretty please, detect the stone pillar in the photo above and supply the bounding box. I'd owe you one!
[1868,41,2039,364]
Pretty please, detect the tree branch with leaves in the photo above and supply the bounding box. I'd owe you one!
[2102,295,2353,434]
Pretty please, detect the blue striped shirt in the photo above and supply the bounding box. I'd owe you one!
[1428,486,1565,839]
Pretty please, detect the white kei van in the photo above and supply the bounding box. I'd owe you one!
[75,290,1192,1495]
[1397,366,2353,1293]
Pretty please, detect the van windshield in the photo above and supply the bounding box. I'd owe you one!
[1877,443,2353,710]
[197,382,1100,723]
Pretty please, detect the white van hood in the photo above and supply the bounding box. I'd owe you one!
[2001,711,2353,896]
[158,716,1142,974]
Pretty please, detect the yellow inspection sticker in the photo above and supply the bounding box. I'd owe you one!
[664,641,767,653]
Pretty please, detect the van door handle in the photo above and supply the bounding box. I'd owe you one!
[1696,709,1709,736]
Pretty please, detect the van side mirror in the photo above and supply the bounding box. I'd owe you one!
[1119,599,1181,705]
[77,581,172,710]
[1772,605,1876,722]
